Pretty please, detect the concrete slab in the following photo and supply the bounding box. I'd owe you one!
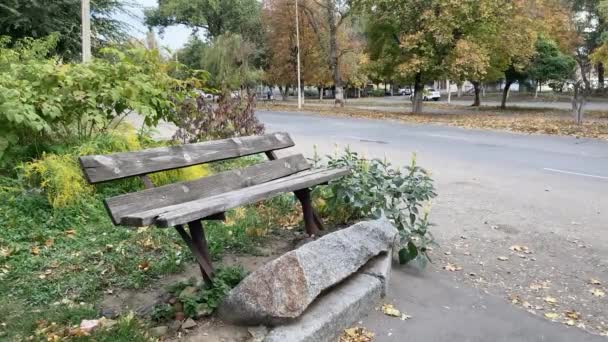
[361,264,606,342]
[361,251,393,296]
[265,252,396,342]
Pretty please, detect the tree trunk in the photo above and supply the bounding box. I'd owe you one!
[501,81,512,109]
[457,82,463,97]
[447,79,451,104]
[482,83,486,97]
[598,62,605,93]
[357,88,361,98]
[319,87,323,100]
[572,85,587,124]
[471,81,481,106]
[412,73,424,114]
[279,85,289,101]
[534,80,539,98]
[326,1,344,107]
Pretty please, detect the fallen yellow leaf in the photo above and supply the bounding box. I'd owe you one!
[443,263,462,272]
[44,239,54,247]
[590,288,605,297]
[590,279,601,285]
[564,319,576,326]
[381,304,401,317]
[138,261,150,272]
[31,246,40,255]
[544,296,558,305]
[340,327,374,342]
[544,312,560,320]
[564,310,580,320]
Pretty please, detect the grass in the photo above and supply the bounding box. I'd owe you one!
[0,149,301,340]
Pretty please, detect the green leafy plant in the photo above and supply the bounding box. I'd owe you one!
[157,266,246,320]
[315,148,437,266]
[0,35,203,166]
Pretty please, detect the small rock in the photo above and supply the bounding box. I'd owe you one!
[79,319,99,333]
[248,326,268,342]
[100,308,118,319]
[196,303,213,318]
[179,286,198,298]
[150,326,169,337]
[175,311,185,321]
[181,318,197,330]
[168,320,181,333]
[168,297,177,305]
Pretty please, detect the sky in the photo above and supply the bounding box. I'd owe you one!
[116,0,202,51]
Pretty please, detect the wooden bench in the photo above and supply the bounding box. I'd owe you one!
[79,132,349,283]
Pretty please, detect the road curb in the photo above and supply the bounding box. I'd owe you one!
[265,252,392,342]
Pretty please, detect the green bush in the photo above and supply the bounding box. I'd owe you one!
[315,148,437,267]
[0,35,201,166]
[369,89,386,97]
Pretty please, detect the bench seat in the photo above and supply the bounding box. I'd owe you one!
[122,167,349,227]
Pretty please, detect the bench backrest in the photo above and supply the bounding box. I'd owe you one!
[79,132,295,184]
[79,132,312,226]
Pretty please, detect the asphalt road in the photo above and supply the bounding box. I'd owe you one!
[259,109,608,245]
[258,109,608,339]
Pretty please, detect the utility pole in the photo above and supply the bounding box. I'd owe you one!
[295,0,302,109]
[81,0,92,62]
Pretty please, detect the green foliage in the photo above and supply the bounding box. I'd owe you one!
[0,36,198,165]
[155,267,246,320]
[369,89,386,97]
[315,148,437,266]
[528,36,576,84]
[145,0,263,46]
[200,33,262,91]
[0,0,130,60]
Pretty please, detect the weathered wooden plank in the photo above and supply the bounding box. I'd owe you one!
[105,154,310,225]
[123,167,350,228]
[79,132,295,184]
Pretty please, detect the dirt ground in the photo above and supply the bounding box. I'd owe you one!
[100,229,310,341]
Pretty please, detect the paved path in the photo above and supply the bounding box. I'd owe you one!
[258,109,608,340]
[361,264,605,342]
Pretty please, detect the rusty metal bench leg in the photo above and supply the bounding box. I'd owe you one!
[174,221,214,284]
[294,188,320,236]
[265,151,325,233]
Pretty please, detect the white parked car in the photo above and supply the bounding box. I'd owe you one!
[398,88,412,96]
[410,88,440,101]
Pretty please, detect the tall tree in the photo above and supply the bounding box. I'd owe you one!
[145,0,263,44]
[528,36,576,97]
[262,0,330,99]
[564,0,607,123]
[357,0,509,113]
[0,0,129,59]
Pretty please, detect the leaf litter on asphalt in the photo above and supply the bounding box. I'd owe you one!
[443,263,462,271]
[340,327,374,342]
[381,303,412,321]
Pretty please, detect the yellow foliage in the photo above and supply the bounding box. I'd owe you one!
[23,153,93,208]
[149,164,211,187]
